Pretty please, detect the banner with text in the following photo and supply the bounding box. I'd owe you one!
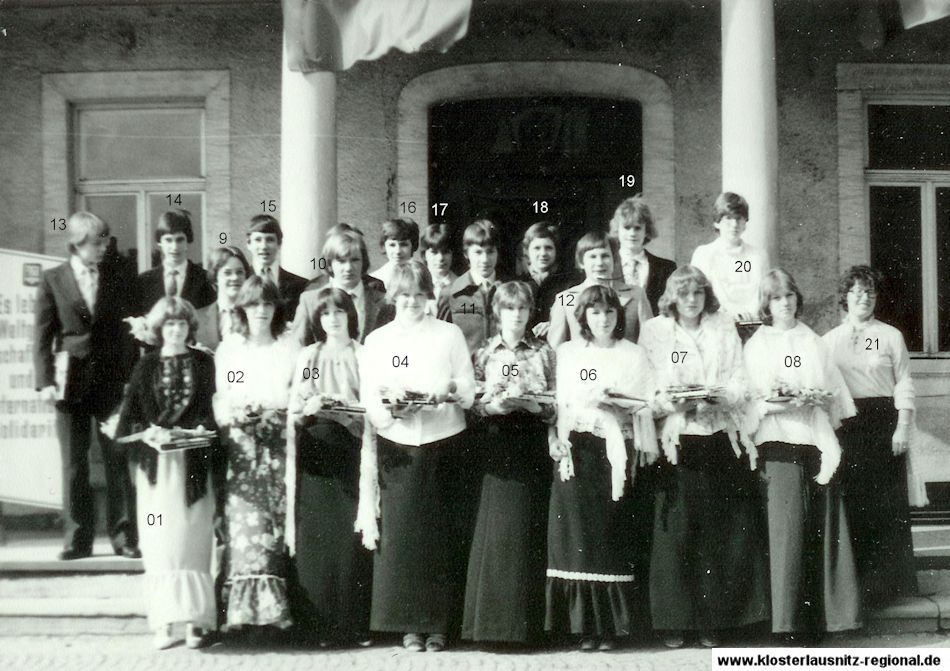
[0,248,65,508]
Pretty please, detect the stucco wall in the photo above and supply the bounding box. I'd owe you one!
[2,0,949,333]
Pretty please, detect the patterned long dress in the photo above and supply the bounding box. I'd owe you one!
[214,334,299,629]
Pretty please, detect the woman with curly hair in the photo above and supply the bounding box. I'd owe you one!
[823,265,917,606]
[116,297,220,650]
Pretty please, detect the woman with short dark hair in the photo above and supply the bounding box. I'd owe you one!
[546,285,657,651]
[213,275,300,633]
[286,287,375,646]
[823,265,917,606]
[116,296,220,650]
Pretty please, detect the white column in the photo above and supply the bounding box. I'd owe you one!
[721,0,778,265]
[280,34,337,279]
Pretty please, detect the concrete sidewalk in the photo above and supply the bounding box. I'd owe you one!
[1,630,950,671]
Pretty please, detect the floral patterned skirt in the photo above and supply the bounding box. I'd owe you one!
[222,423,292,629]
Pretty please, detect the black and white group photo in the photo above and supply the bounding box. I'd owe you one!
[2,0,950,668]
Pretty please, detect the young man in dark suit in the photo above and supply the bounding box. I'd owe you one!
[34,212,139,560]
[132,209,216,316]
[610,195,677,316]
[246,215,308,322]
[292,228,387,345]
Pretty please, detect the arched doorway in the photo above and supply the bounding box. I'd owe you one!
[397,61,675,273]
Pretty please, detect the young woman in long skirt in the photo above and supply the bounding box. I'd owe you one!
[462,281,555,645]
[360,260,476,653]
[546,285,657,651]
[116,297,220,650]
[214,276,299,633]
[823,265,917,606]
[744,268,861,640]
[639,266,769,649]
[286,288,375,645]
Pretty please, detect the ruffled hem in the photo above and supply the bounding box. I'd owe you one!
[143,569,216,631]
[544,576,638,637]
[223,574,293,629]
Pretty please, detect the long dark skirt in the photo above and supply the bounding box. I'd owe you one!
[649,433,770,632]
[545,431,640,639]
[291,419,372,641]
[370,435,460,634]
[462,415,551,643]
[762,442,862,633]
[838,398,917,605]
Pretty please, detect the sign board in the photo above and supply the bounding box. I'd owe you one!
[0,248,65,509]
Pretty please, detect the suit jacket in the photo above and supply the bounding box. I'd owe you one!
[276,267,308,324]
[194,301,226,352]
[517,268,581,330]
[436,271,511,353]
[33,259,134,408]
[132,260,216,316]
[643,250,677,316]
[292,276,387,346]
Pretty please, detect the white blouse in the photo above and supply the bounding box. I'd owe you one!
[359,315,475,446]
[213,333,299,423]
[822,318,915,411]
[690,238,769,319]
[743,321,856,483]
[556,338,657,500]
[639,312,754,464]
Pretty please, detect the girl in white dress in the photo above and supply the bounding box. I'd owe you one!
[116,297,219,650]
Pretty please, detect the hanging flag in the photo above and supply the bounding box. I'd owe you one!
[284,0,472,73]
[899,0,950,28]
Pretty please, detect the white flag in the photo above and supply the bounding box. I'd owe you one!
[285,0,472,73]
[899,0,950,28]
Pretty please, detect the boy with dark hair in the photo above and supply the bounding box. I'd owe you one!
[516,221,577,337]
[437,219,509,353]
[246,214,308,320]
[133,209,216,316]
[689,192,770,320]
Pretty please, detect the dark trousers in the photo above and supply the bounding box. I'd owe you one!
[55,398,136,552]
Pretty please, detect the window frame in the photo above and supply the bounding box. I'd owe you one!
[73,102,209,270]
[42,70,230,272]
[837,64,950,366]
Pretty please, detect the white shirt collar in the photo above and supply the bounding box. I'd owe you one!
[620,249,648,264]
[253,260,277,277]
[334,278,365,300]
[162,259,188,277]
[470,270,496,286]
[69,255,97,276]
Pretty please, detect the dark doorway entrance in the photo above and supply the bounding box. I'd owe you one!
[429,96,643,277]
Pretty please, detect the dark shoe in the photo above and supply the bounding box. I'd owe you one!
[58,547,92,560]
[699,631,720,648]
[354,634,373,648]
[663,632,685,649]
[598,638,617,651]
[115,545,141,559]
[580,637,599,652]
[425,633,446,652]
[402,633,424,652]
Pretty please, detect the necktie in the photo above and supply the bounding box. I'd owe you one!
[165,269,179,297]
[220,308,236,337]
[631,259,641,286]
[86,266,98,315]
[261,266,273,285]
